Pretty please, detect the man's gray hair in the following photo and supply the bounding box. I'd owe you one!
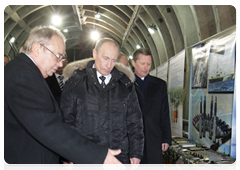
[19,25,66,54]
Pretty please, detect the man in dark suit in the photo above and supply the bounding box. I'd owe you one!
[46,58,68,105]
[131,48,172,164]
[4,25,122,164]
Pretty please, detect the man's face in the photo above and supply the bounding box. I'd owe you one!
[56,59,68,75]
[4,56,9,66]
[118,55,128,66]
[37,35,65,78]
[132,54,152,78]
[93,42,119,75]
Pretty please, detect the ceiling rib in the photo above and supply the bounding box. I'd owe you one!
[121,5,141,48]
[75,5,83,31]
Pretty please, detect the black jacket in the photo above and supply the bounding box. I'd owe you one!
[60,58,144,164]
[135,75,171,164]
[4,53,107,164]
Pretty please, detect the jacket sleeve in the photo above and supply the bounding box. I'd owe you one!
[5,70,108,164]
[160,81,172,145]
[60,76,78,131]
[127,85,144,159]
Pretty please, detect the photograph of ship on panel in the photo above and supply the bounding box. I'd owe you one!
[208,33,236,93]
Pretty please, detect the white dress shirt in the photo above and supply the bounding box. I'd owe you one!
[93,64,112,85]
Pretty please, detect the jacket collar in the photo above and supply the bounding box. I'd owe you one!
[63,57,135,83]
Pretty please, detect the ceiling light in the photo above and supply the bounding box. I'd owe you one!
[129,55,133,59]
[9,37,15,43]
[63,28,68,33]
[148,27,155,34]
[91,31,99,40]
[52,15,62,26]
[95,13,100,19]
[136,44,141,49]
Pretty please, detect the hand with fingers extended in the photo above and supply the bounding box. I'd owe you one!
[102,149,126,170]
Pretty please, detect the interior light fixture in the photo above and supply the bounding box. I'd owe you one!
[136,44,141,49]
[129,55,133,60]
[95,13,100,19]
[9,37,15,43]
[63,28,68,33]
[52,15,62,26]
[148,27,155,34]
[91,31,99,40]
[95,8,100,19]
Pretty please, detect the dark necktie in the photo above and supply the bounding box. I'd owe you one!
[99,76,106,88]
[58,75,64,91]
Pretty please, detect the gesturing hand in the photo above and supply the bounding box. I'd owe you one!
[103,149,126,170]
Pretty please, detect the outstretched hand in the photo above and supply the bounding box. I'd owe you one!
[103,149,126,170]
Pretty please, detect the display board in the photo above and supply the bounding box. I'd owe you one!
[230,37,238,159]
[156,61,168,83]
[208,33,236,93]
[149,68,156,77]
[168,50,185,137]
[189,27,236,156]
[191,42,211,89]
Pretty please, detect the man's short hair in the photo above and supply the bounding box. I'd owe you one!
[19,25,66,54]
[94,38,120,55]
[132,48,152,62]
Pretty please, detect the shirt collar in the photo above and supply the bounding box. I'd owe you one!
[25,53,36,65]
[92,63,112,85]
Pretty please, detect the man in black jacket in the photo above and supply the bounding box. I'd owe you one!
[4,25,121,164]
[60,38,144,164]
[131,48,171,164]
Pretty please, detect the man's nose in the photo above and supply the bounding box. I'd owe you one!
[57,60,63,67]
[107,60,111,68]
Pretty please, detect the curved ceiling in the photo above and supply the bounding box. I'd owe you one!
[4,5,236,69]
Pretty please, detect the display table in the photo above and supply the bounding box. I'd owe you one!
[164,145,237,170]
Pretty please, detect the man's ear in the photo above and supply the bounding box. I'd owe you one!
[131,60,135,67]
[31,42,41,57]
[93,49,97,59]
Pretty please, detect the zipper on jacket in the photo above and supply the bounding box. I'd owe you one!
[90,68,103,94]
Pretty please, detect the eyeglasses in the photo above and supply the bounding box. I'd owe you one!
[40,44,65,62]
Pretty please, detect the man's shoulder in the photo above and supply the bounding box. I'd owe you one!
[63,58,94,81]
[5,53,35,79]
[149,75,167,85]
[65,69,87,86]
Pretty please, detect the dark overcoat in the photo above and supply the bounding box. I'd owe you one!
[45,73,62,105]
[135,75,171,164]
[4,53,107,164]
